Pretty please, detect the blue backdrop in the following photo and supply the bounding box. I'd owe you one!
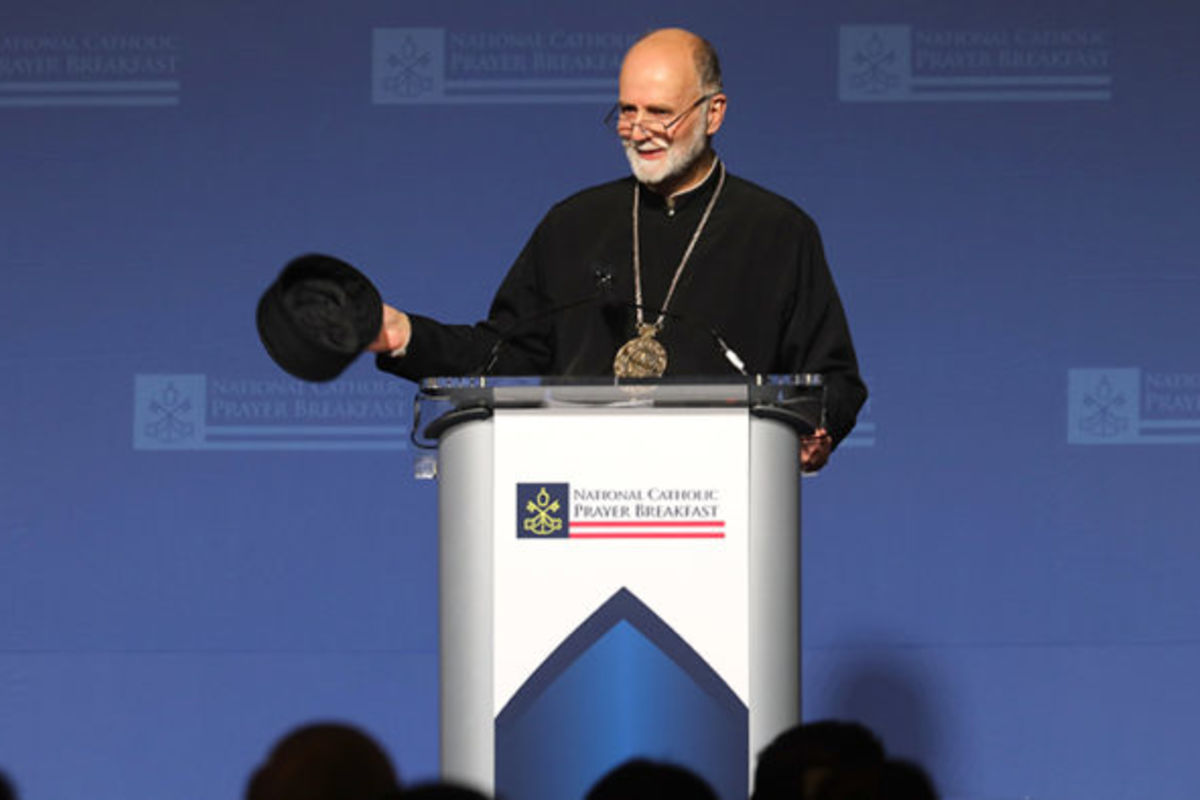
[2,1,1198,798]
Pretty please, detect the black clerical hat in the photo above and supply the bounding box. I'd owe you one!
[256,254,383,382]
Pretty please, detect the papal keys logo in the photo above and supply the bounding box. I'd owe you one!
[1067,367,1200,446]
[134,374,205,448]
[839,26,910,100]
[517,483,569,538]
[373,28,443,102]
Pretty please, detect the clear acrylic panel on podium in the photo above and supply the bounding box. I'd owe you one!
[413,374,825,474]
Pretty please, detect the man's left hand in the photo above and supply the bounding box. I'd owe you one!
[800,428,832,473]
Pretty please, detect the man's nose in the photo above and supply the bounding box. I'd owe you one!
[628,119,652,141]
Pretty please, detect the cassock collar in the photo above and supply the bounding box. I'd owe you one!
[638,155,722,216]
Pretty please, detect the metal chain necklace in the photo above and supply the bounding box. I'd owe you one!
[612,160,726,378]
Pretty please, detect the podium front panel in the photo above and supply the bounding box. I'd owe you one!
[437,408,801,800]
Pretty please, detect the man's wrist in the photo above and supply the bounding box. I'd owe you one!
[388,340,409,358]
[375,306,412,357]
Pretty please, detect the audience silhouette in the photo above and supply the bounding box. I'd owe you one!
[585,758,719,800]
[751,720,939,800]
[752,719,884,800]
[0,769,17,800]
[401,782,492,799]
[234,716,939,800]
[245,721,402,800]
[879,759,938,800]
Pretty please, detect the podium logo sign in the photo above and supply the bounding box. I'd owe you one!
[1068,368,1200,445]
[839,25,1112,103]
[372,28,631,105]
[133,373,409,451]
[516,483,726,539]
[517,483,569,538]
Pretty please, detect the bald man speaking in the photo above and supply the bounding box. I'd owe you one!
[369,28,866,471]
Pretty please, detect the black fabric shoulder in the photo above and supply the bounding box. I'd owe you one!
[720,174,820,231]
[543,176,636,218]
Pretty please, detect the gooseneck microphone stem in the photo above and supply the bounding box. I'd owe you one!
[478,265,749,377]
[477,266,615,375]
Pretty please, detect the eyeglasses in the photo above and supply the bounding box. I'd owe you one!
[602,93,714,138]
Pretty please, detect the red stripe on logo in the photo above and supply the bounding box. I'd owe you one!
[568,532,726,539]
[569,520,725,528]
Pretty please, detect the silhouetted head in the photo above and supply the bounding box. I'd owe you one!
[245,721,401,800]
[586,758,719,800]
[879,759,938,800]
[752,720,886,800]
[399,781,491,799]
[0,769,18,800]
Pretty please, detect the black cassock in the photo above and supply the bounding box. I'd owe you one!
[377,163,867,445]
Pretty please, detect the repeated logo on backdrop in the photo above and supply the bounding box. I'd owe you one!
[372,27,634,105]
[838,25,1112,103]
[133,374,409,451]
[0,33,181,107]
[1068,368,1200,445]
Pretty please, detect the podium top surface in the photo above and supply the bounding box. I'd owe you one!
[420,373,820,401]
[414,374,825,442]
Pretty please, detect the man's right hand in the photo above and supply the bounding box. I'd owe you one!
[366,303,411,354]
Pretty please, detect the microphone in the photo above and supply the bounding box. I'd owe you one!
[476,264,616,375]
[710,330,748,376]
[592,264,614,293]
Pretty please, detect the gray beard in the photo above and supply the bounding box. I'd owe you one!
[623,127,708,192]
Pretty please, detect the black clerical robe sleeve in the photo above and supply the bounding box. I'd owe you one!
[775,218,867,447]
[374,225,556,380]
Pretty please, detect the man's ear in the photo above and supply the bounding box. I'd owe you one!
[705,93,727,136]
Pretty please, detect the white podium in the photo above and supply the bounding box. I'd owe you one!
[415,376,823,800]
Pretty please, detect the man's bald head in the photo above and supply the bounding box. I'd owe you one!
[622,28,722,95]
